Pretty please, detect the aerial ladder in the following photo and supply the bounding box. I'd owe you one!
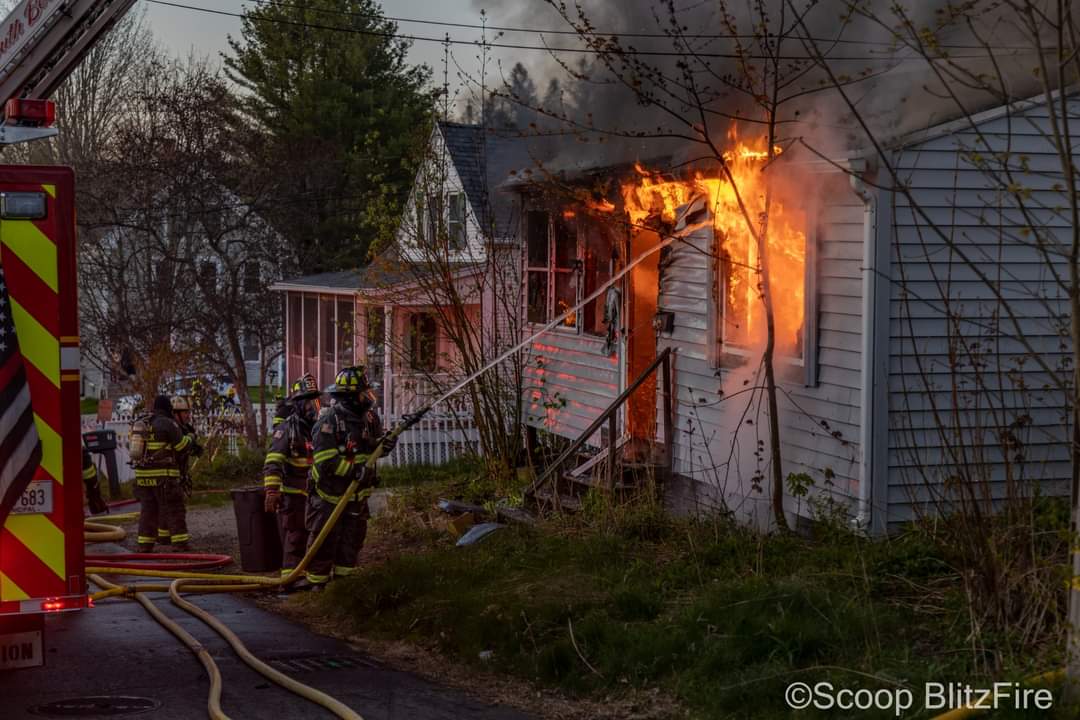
[0,0,136,671]
[0,0,138,139]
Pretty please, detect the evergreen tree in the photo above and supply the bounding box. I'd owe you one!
[225,0,435,272]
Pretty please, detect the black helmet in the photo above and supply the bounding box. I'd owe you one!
[328,366,370,396]
[152,395,173,414]
[288,373,319,402]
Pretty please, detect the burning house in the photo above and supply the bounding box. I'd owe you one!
[511,90,1080,535]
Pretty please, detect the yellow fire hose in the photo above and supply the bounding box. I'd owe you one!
[84,427,414,720]
[928,669,1065,720]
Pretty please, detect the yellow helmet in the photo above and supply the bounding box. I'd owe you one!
[171,396,192,412]
[329,366,371,396]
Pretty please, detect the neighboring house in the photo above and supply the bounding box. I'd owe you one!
[83,187,285,400]
[508,91,1079,534]
[271,121,521,463]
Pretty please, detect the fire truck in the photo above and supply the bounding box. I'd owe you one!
[0,0,136,671]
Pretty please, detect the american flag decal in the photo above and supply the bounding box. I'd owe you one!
[0,261,42,527]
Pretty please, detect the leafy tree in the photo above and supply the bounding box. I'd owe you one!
[225,0,435,272]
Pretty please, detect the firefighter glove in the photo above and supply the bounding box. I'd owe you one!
[264,487,282,513]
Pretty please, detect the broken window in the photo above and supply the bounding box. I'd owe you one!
[582,225,615,337]
[712,211,808,365]
[526,211,548,266]
[524,206,614,335]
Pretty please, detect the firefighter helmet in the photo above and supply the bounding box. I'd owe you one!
[171,395,192,413]
[289,373,319,401]
[328,366,370,396]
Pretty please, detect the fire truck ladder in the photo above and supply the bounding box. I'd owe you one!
[0,0,137,143]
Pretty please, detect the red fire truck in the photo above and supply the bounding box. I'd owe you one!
[0,0,136,671]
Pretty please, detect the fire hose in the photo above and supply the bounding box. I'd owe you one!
[83,417,423,720]
[78,217,691,718]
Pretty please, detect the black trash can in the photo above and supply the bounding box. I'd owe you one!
[231,486,282,573]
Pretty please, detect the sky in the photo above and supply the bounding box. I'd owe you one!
[144,0,512,111]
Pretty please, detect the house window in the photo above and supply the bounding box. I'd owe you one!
[712,213,808,365]
[408,312,438,372]
[448,192,467,250]
[243,333,259,362]
[582,226,614,337]
[199,260,217,292]
[524,209,577,329]
[526,211,549,324]
[243,262,260,295]
[525,208,613,336]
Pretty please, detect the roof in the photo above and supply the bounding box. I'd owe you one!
[436,122,525,240]
[886,86,1080,152]
[269,250,481,296]
[440,122,489,229]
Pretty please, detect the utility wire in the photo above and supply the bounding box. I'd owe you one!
[145,0,1028,61]
[219,0,1036,51]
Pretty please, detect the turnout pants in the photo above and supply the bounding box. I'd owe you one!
[277,493,309,576]
[134,483,160,548]
[304,495,370,584]
[157,479,189,545]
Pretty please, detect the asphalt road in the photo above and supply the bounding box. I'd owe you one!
[2,580,533,719]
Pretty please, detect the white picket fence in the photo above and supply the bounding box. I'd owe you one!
[80,397,479,477]
[380,411,480,468]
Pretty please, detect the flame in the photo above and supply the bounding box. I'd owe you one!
[585,197,616,213]
[621,132,805,355]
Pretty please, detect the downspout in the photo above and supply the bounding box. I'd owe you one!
[849,160,877,532]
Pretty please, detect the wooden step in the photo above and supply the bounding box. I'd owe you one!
[561,471,638,491]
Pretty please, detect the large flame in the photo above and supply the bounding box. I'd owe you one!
[621,132,806,355]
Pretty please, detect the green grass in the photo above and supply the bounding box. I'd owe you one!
[190,448,266,491]
[377,457,484,489]
[248,385,285,403]
[304,500,1070,719]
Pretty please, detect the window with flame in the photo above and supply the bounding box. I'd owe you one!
[712,213,808,363]
[525,208,613,336]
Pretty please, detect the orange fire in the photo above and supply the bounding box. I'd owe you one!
[621,131,806,356]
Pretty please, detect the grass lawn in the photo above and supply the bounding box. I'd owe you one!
[248,385,285,403]
[298,467,1071,719]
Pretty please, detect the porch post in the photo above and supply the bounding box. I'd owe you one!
[355,297,366,366]
[284,291,291,383]
[384,305,394,418]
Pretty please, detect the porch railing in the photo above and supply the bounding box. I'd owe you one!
[382,370,480,468]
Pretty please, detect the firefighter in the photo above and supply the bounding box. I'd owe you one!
[133,395,195,553]
[159,395,201,550]
[272,373,314,428]
[263,375,320,577]
[81,443,108,515]
[304,366,394,587]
